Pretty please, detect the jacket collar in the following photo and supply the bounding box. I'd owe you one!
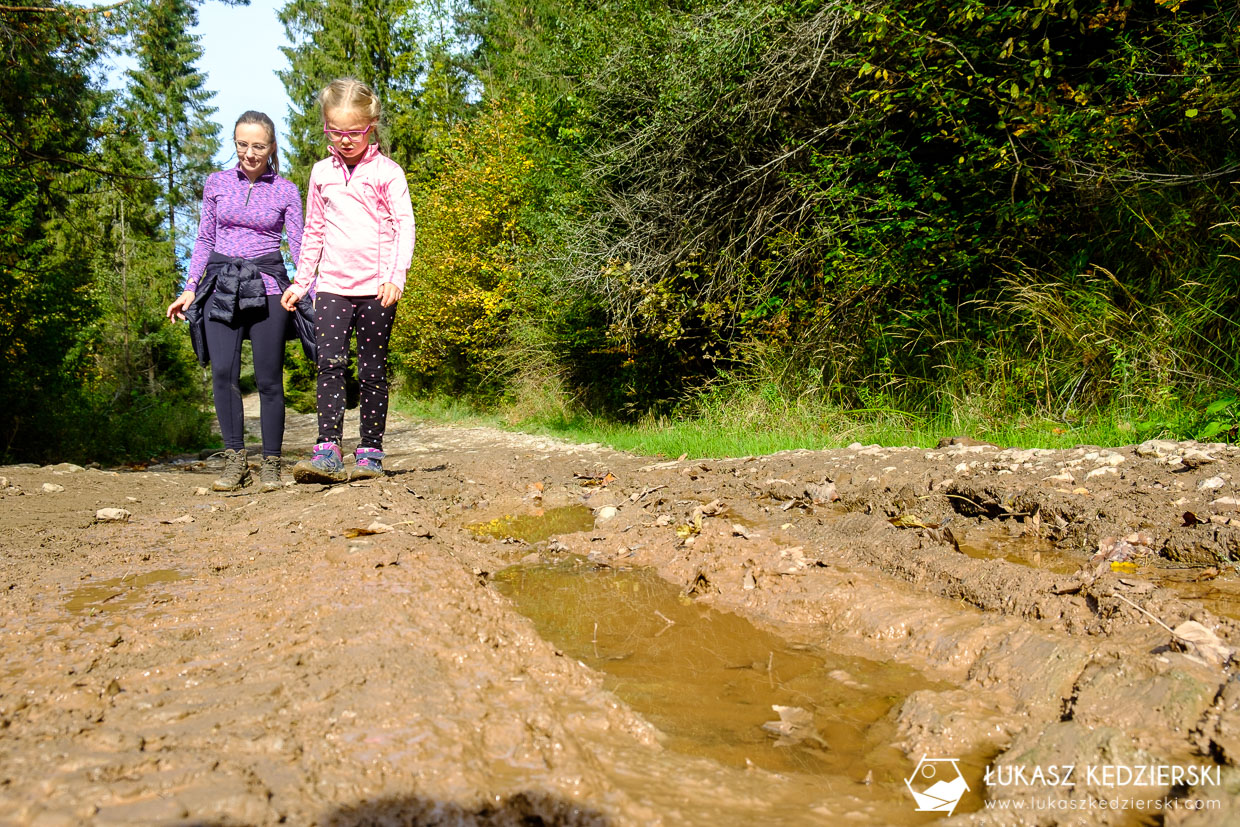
[328,142,382,170]
[232,163,277,183]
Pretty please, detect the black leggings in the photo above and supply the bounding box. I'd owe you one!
[314,292,396,450]
[204,294,289,457]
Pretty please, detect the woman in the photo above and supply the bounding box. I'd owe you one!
[167,111,314,492]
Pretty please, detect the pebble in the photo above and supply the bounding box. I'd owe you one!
[1085,467,1119,481]
[41,483,65,493]
[193,487,209,496]
[95,508,131,522]
[1199,476,1226,492]
[594,506,619,524]
[1212,497,1240,512]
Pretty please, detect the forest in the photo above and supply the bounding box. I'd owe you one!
[2,0,1238,463]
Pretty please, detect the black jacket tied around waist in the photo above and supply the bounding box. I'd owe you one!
[184,251,317,366]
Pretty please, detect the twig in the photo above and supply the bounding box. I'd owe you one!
[653,610,676,637]
[1112,592,1174,634]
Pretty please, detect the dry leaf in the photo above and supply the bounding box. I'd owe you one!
[761,705,827,748]
[889,513,929,529]
[343,521,393,538]
[1172,621,1233,667]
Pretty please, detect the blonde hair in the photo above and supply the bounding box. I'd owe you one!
[319,77,381,122]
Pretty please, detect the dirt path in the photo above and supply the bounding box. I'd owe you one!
[3,403,1240,825]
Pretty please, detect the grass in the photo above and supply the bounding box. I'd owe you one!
[393,389,1179,460]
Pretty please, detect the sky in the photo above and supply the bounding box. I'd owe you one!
[99,0,295,167]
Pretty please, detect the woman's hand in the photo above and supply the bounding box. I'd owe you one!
[166,290,194,321]
[377,282,402,308]
[280,286,300,312]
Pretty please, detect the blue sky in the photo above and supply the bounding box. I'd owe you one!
[99,0,295,166]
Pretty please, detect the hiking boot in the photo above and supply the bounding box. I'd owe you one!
[351,447,386,480]
[259,455,283,492]
[293,442,347,484]
[212,449,250,491]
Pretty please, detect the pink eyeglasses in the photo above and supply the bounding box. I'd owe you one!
[323,124,373,142]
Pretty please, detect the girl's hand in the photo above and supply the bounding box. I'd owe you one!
[377,282,402,308]
[166,290,194,321]
[280,286,300,312]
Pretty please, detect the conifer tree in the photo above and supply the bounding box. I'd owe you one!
[278,0,422,187]
[126,0,220,285]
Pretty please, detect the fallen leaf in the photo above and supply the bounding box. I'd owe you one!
[761,705,827,748]
[889,514,929,529]
[574,471,617,487]
[343,521,393,538]
[1172,621,1233,667]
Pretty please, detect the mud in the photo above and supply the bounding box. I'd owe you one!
[3,407,1240,825]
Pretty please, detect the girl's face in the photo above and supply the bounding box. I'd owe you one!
[324,107,377,164]
[234,122,275,178]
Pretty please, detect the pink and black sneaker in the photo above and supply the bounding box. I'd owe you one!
[351,447,386,480]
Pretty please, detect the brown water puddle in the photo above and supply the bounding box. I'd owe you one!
[958,529,1079,574]
[494,558,983,820]
[64,569,188,617]
[959,528,1240,620]
[468,505,595,544]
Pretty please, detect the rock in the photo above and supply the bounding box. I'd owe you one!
[805,482,839,504]
[594,506,619,524]
[49,463,85,474]
[1181,449,1218,470]
[1044,471,1074,484]
[1136,439,1177,458]
[193,487,209,496]
[1199,476,1226,492]
[1213,497,1240,512]
[1085,467,1119,481]
[41,483,65,493]
[95,508,131,522]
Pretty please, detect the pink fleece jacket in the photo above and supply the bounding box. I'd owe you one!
[289,143,416,299]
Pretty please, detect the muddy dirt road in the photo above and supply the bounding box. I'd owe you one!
[3,402,1240,826]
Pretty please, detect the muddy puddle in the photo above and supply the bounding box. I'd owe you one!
[494,557,985,819]
[960,528,1240,620]
[469,505,595,544]
[958,529,1078,575]
[63,569,189,617]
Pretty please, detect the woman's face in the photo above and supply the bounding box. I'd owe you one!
[234,122,275,177]
[324,107,376,164]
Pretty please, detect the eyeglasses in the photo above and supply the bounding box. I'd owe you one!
[235,140,270,154]
[323,125,373,142]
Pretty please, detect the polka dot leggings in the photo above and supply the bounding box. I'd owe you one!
[313,292,397,450]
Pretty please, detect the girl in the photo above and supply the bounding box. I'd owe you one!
[281,78,415,483]
[168,110,311,493]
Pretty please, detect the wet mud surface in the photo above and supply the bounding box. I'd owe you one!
[4,407,1240,825]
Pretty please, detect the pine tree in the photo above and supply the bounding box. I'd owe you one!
[0,4,103,456]
[278,0,422,188]
[126,0,220,286]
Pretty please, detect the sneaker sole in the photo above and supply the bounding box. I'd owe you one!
[350,468,384,480]
[293,464,347,484]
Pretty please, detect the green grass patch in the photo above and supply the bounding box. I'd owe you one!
[393,388,1199,459]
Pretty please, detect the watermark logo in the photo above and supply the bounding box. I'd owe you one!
[906,756,969,817]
